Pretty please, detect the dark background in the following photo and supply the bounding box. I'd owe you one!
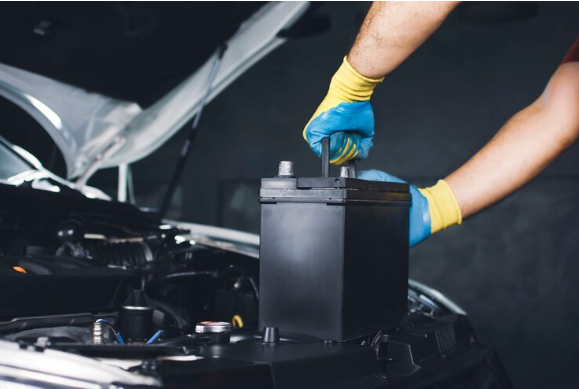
[4,1,578,388]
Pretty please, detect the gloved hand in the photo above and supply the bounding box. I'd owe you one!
[303,57,383,165]
[359,169,462,247]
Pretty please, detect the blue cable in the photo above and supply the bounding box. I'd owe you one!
[115,332,126,345]
[95,319,161,345]
[145,330,163,344]
[95,319,125,345]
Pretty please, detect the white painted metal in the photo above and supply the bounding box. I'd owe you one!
[75,136,126,189]
[0,2,310,180]
[0,340,160,387]
[101,1,309,170]
[0,136,111,200]
[117,163,128,202]
[169,220,260,246]
[0,65,141,179]
[408,279,467,315]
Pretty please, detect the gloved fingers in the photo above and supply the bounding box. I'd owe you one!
[304,131,344,158]
[347,134,361,161]
[329,137,351,164]
[358,169,407,183]
[355,137,373,160]
[334,147,360,165]
[304,101,375,158]
[408,186,432,247]
[331,133,360,165]
[332,146,357,163]
[328,132,347,158]
[357,170,432,247]
[330,134,356,165]
[348,134,361,161]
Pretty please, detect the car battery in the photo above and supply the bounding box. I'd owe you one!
[259,147,411,342]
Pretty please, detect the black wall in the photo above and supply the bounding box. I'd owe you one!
[92,2,579,388]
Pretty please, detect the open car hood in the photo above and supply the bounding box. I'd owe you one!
[0,2,311,180]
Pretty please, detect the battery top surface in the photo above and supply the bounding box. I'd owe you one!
[259,177,411,204]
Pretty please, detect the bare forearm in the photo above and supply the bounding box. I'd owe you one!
[445,63,579,218]
[348,1,460,79]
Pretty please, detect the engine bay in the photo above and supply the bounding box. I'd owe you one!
[0,183,511,388]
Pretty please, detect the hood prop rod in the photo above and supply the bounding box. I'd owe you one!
[159,44,227,218]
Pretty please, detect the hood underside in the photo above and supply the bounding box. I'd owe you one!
[0,2,311,179]
[0,2,264,108]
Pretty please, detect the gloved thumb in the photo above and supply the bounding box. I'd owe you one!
[358,169,407,184]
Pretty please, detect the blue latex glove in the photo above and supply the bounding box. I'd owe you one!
[303,57,383,165]
[305,101,374,164]
[358,169,432,247]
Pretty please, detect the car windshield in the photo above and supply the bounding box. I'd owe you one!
[0,140,35,180]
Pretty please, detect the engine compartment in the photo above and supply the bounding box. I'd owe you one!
[0,183,259,337]
[0,184,512,388]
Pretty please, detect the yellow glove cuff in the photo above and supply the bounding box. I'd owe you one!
[418,180,462,234]
[328,56,384,103]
